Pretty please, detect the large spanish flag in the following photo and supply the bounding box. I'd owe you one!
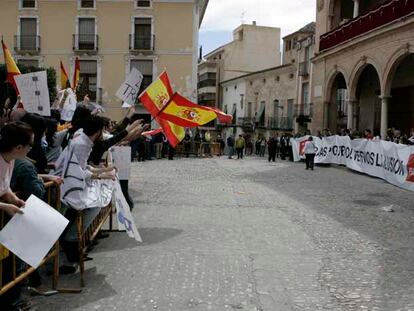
[60,60,71,89]
[1,39,21,93]
[139,71,232,128]
[72,57,80,90]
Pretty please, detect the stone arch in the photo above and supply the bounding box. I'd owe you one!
[324,65,349,101]
[383,44,414,97]
[348,56,383,100]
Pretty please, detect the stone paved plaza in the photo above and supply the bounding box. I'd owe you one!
[33,156,414,311]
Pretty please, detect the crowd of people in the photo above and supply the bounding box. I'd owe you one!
[0,95,150,310]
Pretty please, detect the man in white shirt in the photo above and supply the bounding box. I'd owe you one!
[304,136,317,170]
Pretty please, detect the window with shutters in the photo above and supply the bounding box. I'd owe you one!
[77,17,96,50]
[80,0,95,8]
[130,60,153,94]
[20,0,36,9]
[136,0,151,8]
[133,17,152,50]
[19,18,38,51]
[78,60,98,100]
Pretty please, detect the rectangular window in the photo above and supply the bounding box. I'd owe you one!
[287,99,294,128]
[78,18,96,50]
[134,18,152,50]
[80,0,95,8]
[21,0,36,8]
[79,60,97,100]
[273,100,280,128]
[17,59,39,68]
[130,59,153,94]
[302,83,309,113]
[19,18,37,50]
[136,0,151,8]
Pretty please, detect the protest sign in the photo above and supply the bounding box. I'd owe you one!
[115,68,143,106]
[0,195,69,268]
[110,146,131,180]
[114,181,142,242]
[122,102,132,108]
[291,135,414,192]
[60,88,77,122]
[14,71,51,116]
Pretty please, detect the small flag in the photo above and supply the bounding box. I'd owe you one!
[60,60,71,89]
[1,39,21,93]
[72,57,80,90]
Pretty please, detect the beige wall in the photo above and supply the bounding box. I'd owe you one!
[0,0,200,120]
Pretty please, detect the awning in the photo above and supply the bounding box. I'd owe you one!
[255,102,265,122]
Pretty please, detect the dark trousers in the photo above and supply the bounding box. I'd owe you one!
[268,152,276,162]
[305,153,315,169]
[120,179,134,210]
[236,148,244,159]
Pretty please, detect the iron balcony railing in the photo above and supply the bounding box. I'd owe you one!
[73,34,99,52]
[267,117,293,130]
[320,0,414,51]
[14,35,40,52]
[129,34,154,51]
[298,61,310,76]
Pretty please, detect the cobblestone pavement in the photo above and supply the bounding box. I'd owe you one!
[33,156,414,311]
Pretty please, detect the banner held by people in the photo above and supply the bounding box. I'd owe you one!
[14,71,51,116]
[291,135,414,192]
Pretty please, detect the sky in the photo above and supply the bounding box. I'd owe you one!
[199,0,316,56]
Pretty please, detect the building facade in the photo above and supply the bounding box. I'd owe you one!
[312,0,414,138]
[0,0,209,120]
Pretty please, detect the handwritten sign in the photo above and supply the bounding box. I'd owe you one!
[14,71,51,116]
[115,68,143,106]
[60,88,77,122]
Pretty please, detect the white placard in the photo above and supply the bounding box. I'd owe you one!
[115,68,143,106]
[114,181,142,242]
[60,88,78,122]
[110,146,131,180]
[0,195,69,268]
[122,102,132,109]
[14,71,51,116]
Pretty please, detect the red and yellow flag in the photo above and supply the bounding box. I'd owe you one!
[60,60,71,89]
[1,39,21,93]
[139,71,232,130]
[72,57,80,90]
[138,72,185,147]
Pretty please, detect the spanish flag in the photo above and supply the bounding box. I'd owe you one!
[139,71,232,128]
[1,39,21,93]
[138,72,185,147]
[60,60,71,89]
[72,57,80,90]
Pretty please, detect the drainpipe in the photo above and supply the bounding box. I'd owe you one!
[353,0,360,18]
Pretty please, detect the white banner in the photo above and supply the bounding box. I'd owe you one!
[114,181,142,242]
[292,135,414,192]
[14,71,51,116]
[115,68,143,106]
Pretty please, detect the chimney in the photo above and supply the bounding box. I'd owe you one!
[252,21,257,26]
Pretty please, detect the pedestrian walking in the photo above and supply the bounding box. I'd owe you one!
[267,137,277,162]
[227,135,235,159]
[235,134,245,159]
[260,137,266,157]
[304,136,317,170]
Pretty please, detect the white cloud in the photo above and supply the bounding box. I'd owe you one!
[200,0,316,37]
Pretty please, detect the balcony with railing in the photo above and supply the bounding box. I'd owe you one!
[298,61,309,76]
[129,34,155,52]
[14,35,40,53]
[237,117,254,128]
[320,0,414,51]
[73,34,99,52]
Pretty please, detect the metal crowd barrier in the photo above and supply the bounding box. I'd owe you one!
[0,181,60,296]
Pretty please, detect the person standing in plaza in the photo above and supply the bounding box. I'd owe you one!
[183,132,191,158]
[235,134,245,160]
[227,135,235,159]
[304,136,317,170]
[267,136,277,162]
[260,136,266,157]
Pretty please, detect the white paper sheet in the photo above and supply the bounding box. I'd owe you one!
[14,71,51,116]
[110,146,131,180]
[0,195,69,268]
[115,68,143,106]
